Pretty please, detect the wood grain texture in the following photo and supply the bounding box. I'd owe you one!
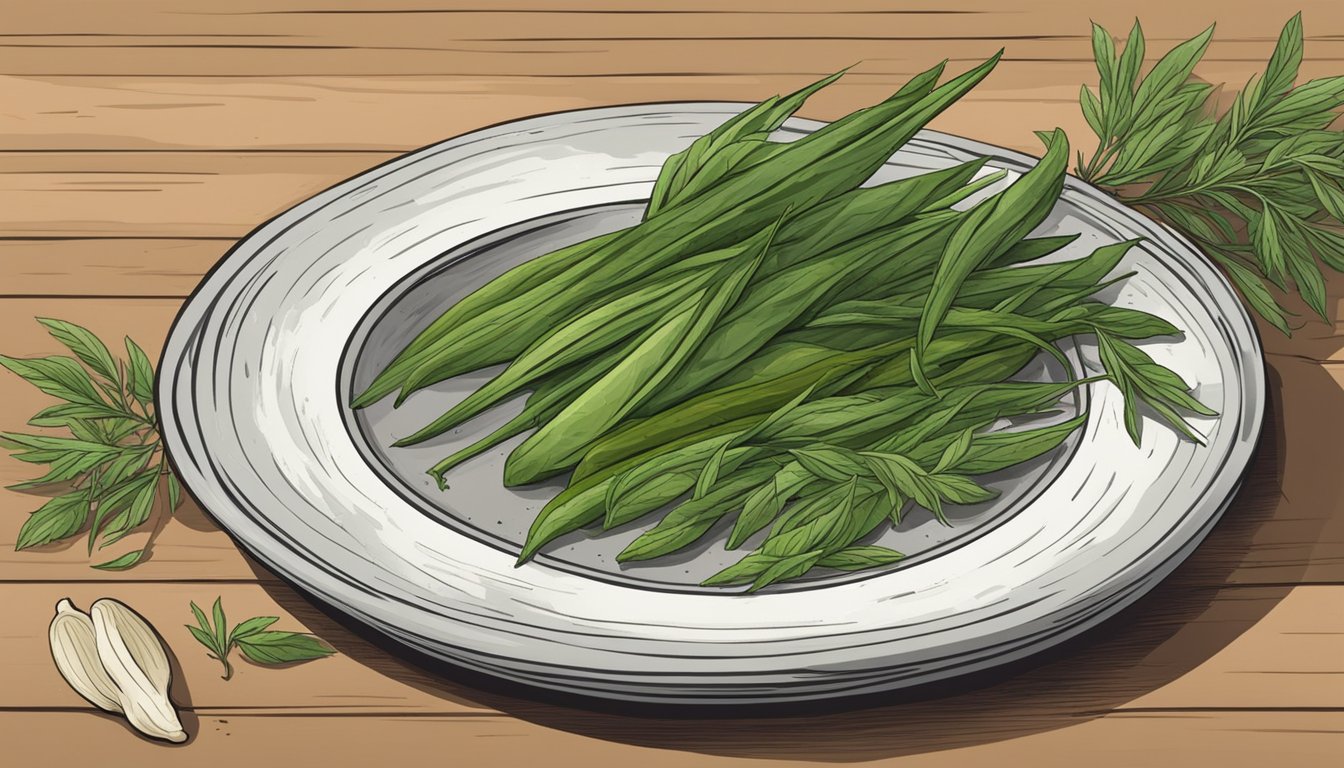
[3,74,1103,152]
[0,239,232,298]
[1,0,1341,762]
[2,584,1341,713]
[0,710,1338,767]
[0,151,396,237]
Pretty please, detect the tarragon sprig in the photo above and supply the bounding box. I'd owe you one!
[187,598,335,680]
[1072,14,1344,334]
[0,319,183,569]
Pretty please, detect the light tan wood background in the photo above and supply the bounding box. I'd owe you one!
[2,2,1342,765]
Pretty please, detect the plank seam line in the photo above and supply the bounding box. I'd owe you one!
[0,294,192,300]
[0,706,494,717]
[2,706,1339,717]
[0,578,1337,588]
[0,235,236,241]
[0,578,266,585]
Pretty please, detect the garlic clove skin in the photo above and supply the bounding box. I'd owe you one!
[49,599,123,715]
[90,598,188,743]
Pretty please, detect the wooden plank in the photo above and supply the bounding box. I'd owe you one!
[5,0,1341,41]
[3,73,1101,153]
[4,0,1341,54]
[0,709,1338,767]
[0,239,231,298]
[5,39,1342,78]
[2,581,1341,712]
[1,298,1341,583]
[0,151,395,238]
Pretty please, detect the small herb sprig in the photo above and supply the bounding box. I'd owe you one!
[1,319,184,569]
[187,598,335,680]
[1072,14,1344,334]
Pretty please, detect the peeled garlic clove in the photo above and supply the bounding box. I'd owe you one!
[90,598,188,743]
[49,599,123,715]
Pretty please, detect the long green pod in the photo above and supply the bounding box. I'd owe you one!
[603,436,745,529]
[912,128,1070,392]
[581,327,1042,483]
[634,212,965,415]
[823,233,1081,311]
[805,305,1078,377]
[395,235,755,445]
[551,159,987,379]
[762,159,987,265]
[422,350,630,486]
[570,344,900,482]
[352,230,623,408]
[380,65,951,400]
[517,481,609,564]
[383,56,1001,402]
[648,70,850,217]
[504,223,775,485]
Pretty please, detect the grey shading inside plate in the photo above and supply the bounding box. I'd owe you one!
[345,204,1089,593]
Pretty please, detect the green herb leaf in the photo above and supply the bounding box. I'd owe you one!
[16,491,90,550]
[818,545,905,571]
[124,337,155,409]
[190,601,212,635]
[166,469,182,511]
[37,318,121,387]
[98,475,159,548]
[789,446,866,483]
[0,355,106,406]
[1076,16,1344,333]
[211,597,228,654]
[186,625,222,656]
[3,321,182,566]
[235,632,336,665]
[92,549,145,571]
[229,616,280,643]
[27,402,133,428]
[187,599,334,679]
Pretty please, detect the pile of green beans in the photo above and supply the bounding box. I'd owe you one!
[354,55,1213,588]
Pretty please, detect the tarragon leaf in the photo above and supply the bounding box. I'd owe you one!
[235,631,336,665]
[15,490,90,550]
[37,318,121,386]
[92,549,146,571]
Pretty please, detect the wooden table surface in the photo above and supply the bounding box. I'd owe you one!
[2,2,1342,765]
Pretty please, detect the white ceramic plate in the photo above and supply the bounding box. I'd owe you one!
[158,104,1264,705]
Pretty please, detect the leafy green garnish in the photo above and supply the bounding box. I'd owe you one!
[186,598,334,680]
[1075,14,1344,334]
[1,319,184,566]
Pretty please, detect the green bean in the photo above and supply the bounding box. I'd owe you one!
[504,220,776,484]
[913,128,1070,392]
